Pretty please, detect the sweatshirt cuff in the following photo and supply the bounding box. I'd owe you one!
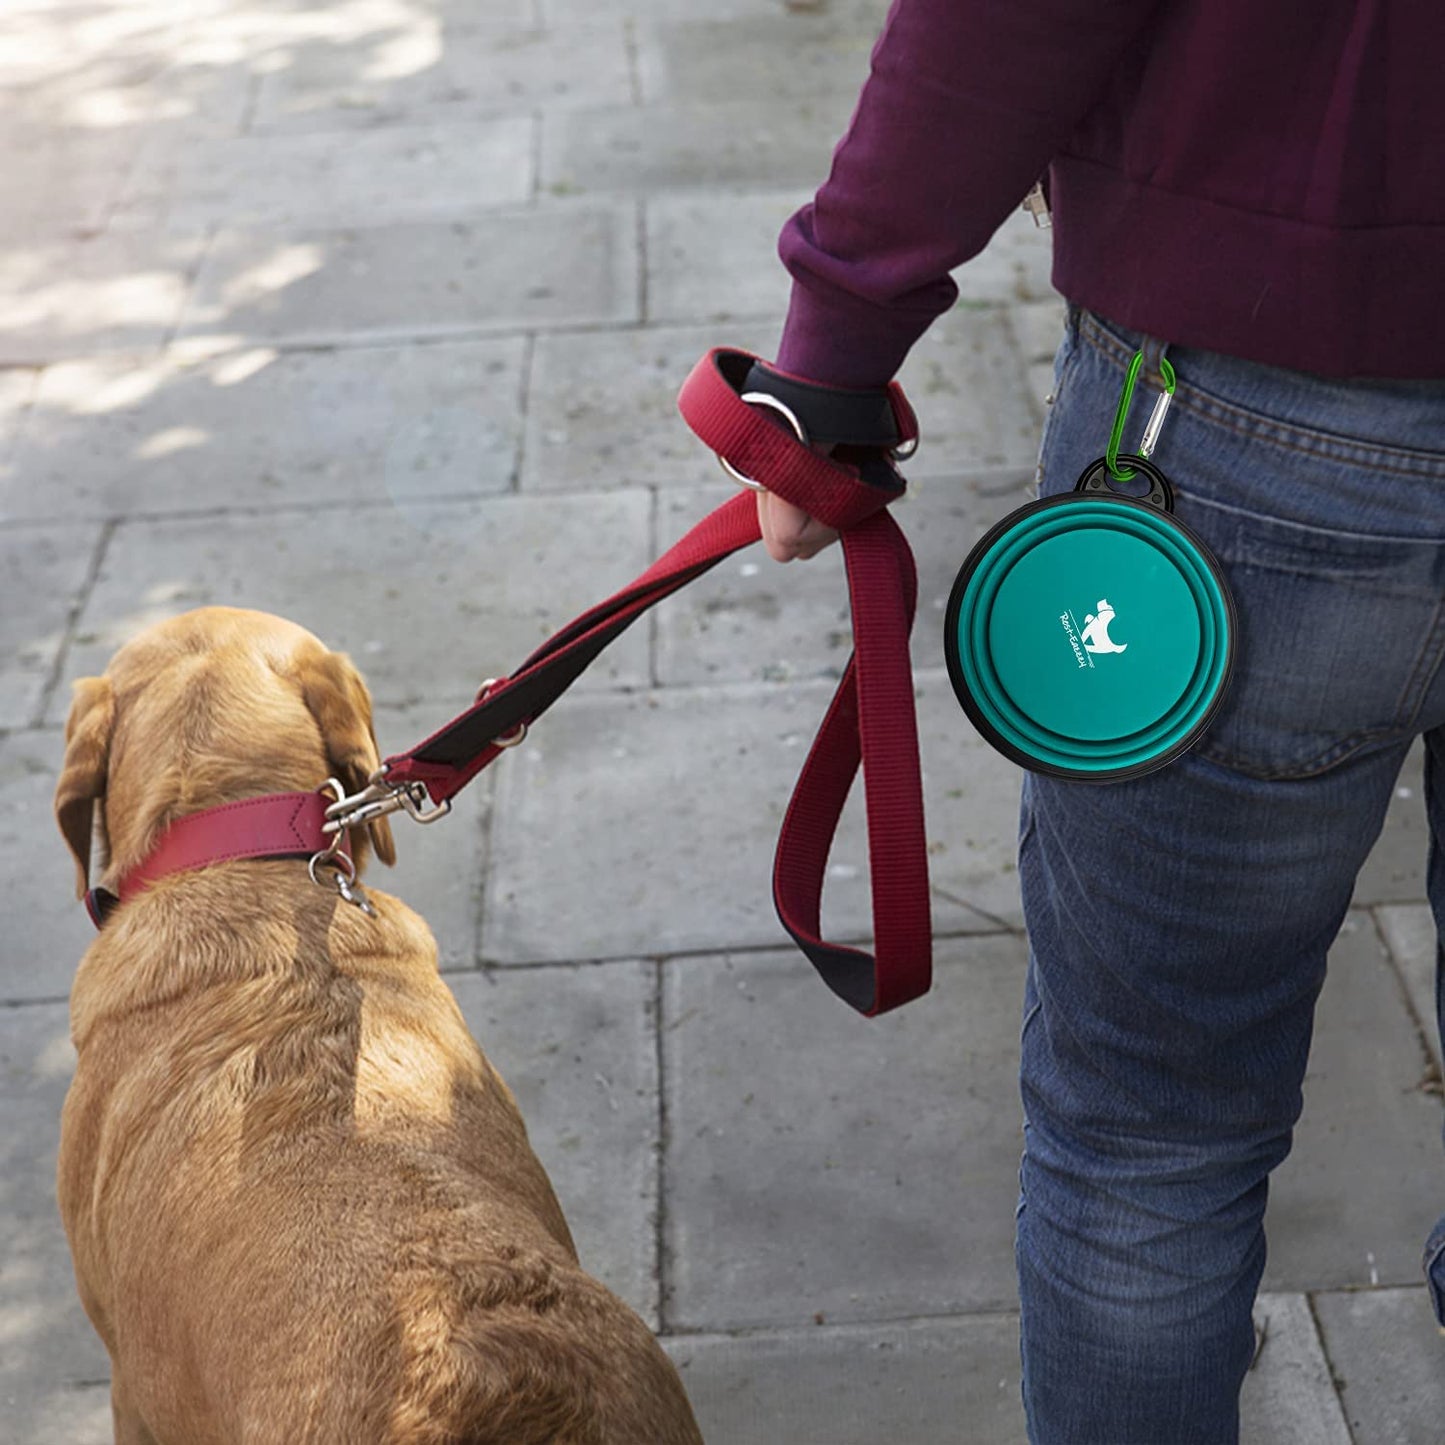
[774,276,955,392]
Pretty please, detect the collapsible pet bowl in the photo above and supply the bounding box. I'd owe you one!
[944,456,1236,781]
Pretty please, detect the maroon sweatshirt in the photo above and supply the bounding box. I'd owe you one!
[774,0,1445,386]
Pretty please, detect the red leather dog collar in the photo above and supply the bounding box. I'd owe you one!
[85,791,345,928]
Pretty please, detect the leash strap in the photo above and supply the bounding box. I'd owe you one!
[381,348,933,1016]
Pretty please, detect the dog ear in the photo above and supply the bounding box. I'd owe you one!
[55,676,115,899]
[297,648,396,867]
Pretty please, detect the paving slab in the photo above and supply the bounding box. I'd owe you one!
[0,367,38,468]
[0,1003,112,1415]
[525,308,1039,499]
[664,1292,1350,1445]
[0,232,202,366]
[0,730,96,1003]
[114,118,536,231]
[0,124,143,245]
[449,962,661,1326]
[898,305,1047,471]
[954,216,1057,307]
[542,94,858,196]
[141,0,542,65]
[645,187,810,325]
[1262,913,1445,1293]
[1354,741,1429,906]
[664,1314,1026,1445]
[1375,903,1442,1072]
[661,936,1029,1330]
[520,319,783,494]
[1312,1286,1445,1444]
[7,36,255,140]
[1240,1293,1353,1445]
[0,0,189,92]
[57,489,654,715]
[654,468,1035,686]
[4,337,524,523]
[11,1381,113,1445]
[0,20,132,92]
[1011,298,1068,368]
[250,17,628,133]
[177,203,640,349]
[0,523,105,730]
[635,14,882,105]
[482,672,1023,963]
[8,62,249,156]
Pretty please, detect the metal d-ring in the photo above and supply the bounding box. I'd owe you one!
[308,845,357,890]
[476,678,527,748]
[716,391,809,493]
[1105,351,1176,482]
[307,845,375,915]
[308,784,375,914]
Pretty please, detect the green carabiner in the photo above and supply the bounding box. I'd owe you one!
[1105,350,1177,482]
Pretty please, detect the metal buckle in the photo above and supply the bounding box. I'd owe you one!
[717,391,808,493]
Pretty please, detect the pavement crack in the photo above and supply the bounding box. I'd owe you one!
[33,518,115,729]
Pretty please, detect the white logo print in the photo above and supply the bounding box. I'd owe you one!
[1080,599,1127,655]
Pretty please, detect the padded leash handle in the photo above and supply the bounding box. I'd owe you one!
[381,349,933,1016]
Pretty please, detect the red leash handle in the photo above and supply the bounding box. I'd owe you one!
[383,348,933,1015]
[677,350,932,1014]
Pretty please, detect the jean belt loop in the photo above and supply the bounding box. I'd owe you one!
[1141,335,1171,391]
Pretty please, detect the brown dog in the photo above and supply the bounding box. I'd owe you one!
[53,607,703,1445]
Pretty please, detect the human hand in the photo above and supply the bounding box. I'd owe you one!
[756,441,840,563]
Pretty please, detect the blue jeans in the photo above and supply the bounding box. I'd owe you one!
[1016,306,1445,1444]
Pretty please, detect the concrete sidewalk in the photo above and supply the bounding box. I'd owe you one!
[2,1,1443,1440]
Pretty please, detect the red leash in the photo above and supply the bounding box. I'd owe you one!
[369,349,933,1016]
[90,350,934,1017]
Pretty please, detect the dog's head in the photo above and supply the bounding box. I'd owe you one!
[54,607,396,899]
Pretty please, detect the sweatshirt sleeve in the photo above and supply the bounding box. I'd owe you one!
[774,0,1163,389]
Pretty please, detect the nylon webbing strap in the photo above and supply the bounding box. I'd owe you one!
[383,348,933,1016]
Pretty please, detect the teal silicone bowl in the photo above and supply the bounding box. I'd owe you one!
[944,457,1236,781]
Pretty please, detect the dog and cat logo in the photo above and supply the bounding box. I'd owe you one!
[1059,598,1127,669]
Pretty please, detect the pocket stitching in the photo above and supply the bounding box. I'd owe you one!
[1196,725,1401,781]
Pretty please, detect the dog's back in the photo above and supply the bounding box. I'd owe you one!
[62,874,700,1444]
[54,610,702,1445]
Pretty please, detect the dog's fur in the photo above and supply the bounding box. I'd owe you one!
[54,608,703,1445]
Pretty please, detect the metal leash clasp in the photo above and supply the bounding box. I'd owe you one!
[317,683,526,862]
[320,765,452,839]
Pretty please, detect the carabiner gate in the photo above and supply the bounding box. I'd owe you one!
[1105,350,1177,481]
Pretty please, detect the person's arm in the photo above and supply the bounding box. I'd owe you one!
[774,0,1164,391]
